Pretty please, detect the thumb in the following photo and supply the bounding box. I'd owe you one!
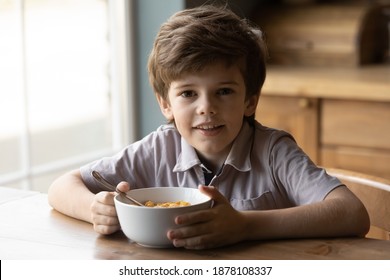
[116,181,131,193]
[198,184,229,206]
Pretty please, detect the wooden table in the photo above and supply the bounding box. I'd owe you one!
[1,187,390,260]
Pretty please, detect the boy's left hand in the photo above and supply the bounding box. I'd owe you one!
[166,185,247,249]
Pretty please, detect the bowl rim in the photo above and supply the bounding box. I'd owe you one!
[114,186,212,209]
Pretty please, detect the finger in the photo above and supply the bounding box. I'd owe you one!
[95,191,116,206]
[175,208,213,225]
[91,212,119,226]
[168,228,207,248]
[172,233,216,250]
[167,221,211,241]
[116,181,131,193]
[91,198,117,217]
[198,185,229,205]
[93,222,121,235]
[91,212,120,235]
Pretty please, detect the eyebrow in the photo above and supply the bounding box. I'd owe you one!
[219,81,240,86]
[172,83,195,90]
[172,81,239,90]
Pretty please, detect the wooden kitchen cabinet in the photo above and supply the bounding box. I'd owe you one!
[256,96,319,163]
[321,99,390,179]
[256,65,390,180]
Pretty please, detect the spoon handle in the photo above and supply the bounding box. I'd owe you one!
[91,171,144,206]
[92,170,116,191]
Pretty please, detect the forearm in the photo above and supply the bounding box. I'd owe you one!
[48,169,95,223]
[243,203,344,240]
[242,187,370,240]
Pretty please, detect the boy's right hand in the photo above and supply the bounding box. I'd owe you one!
[90,181,130,235]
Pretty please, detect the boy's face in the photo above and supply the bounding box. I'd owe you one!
[157,62,258,166]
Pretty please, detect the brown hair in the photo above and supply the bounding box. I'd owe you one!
[148,5,267,120]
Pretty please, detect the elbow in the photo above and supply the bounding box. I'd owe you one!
[351,201,370,237]
[47,175,66,210]
[358,208,370,238]
[47,181,57,209]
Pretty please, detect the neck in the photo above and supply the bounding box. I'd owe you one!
[197,153,227,174]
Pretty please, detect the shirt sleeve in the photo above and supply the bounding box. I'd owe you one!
[79,128,161,193]
[268,132,343,206]
[79,125,181,194]
[79,146,141,194]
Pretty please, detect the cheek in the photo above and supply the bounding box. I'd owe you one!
[169,104,192,128]
[226,99,247,115]
[171,99,194,116]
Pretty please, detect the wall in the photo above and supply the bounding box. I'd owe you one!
[134,0,184,138]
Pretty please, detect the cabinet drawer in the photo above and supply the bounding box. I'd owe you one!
[322,100,390,149]
[321,146,390,180]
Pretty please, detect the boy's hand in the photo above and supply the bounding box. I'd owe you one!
[90,181,130,235]
[167,185,248,249]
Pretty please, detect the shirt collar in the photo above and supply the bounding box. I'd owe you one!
[224,121,253,172]
[173,137,201,172]
[173,121,253,173]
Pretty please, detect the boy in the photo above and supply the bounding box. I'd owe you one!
[48,5,369,250]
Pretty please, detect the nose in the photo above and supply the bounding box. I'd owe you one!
[196,94,217,116]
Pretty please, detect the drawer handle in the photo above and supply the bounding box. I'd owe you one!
[299,98,311,108]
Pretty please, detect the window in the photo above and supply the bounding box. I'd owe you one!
[0,0,135,192]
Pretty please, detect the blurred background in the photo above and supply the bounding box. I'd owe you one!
[1,0,389,192]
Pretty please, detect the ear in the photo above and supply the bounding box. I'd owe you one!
[244,94,259,117]
[156,94,174,121]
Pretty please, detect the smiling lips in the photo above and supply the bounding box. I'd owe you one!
[194,124,224,136]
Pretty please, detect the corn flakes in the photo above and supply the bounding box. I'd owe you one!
[144,200,190,208]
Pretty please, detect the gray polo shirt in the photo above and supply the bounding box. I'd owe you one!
[80,121,342,211]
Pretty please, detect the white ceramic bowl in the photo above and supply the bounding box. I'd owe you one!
[114,187,212,248]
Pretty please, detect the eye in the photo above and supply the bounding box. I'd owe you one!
[180,91,196,98]
[217,88,234,95]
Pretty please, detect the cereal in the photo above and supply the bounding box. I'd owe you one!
[144,200,191,208]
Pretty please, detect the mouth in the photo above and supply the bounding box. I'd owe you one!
[194,123,224,136]
[195,124,224,130]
